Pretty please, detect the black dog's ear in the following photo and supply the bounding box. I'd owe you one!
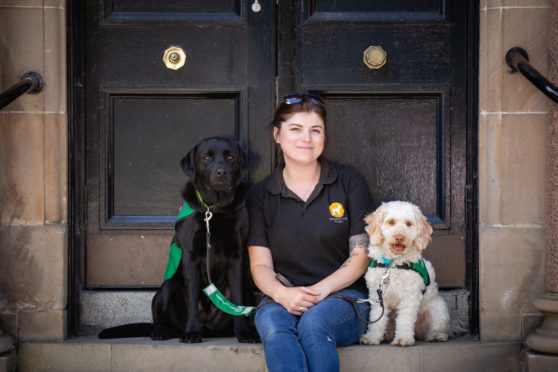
[236,142,250,181]
[180,144,198,181]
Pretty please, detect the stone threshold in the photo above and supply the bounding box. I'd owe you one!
[17,335,522,372]
[79,289,471,333]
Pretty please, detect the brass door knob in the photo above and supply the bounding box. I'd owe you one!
[163,46,186,70]
[363,46,387,69]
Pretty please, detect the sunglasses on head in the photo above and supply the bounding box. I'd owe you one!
[281,93,325,109]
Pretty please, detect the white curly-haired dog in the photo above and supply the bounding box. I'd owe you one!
[359,201,449,347]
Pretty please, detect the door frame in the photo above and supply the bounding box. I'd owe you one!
[67,0,479,336]
[67,0,86,335]
[465,0,480,336]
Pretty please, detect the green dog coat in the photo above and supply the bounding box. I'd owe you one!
[163,202,195,281]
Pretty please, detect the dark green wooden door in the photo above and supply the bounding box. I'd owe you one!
[84,0,274,287]
[277,0,471,287]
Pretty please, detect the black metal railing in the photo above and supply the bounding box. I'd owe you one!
[506,47,558,104]
[0,71,44,110]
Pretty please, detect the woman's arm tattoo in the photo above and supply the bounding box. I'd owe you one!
[341,250,360,268]
[340,233,370,268]
[349,233,369,252]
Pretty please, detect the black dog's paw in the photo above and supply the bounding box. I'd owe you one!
[180,331,202,343]
[150,325,173,341]
[236,330,260,344]
[235,319,260,343]
[235,324,260,343]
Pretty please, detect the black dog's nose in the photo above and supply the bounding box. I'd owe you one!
[216,168,226,177]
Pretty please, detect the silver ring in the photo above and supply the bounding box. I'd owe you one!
[299,306,304,312]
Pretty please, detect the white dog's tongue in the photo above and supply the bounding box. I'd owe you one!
[393,244,405,252]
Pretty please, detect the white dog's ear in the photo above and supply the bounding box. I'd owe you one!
[414,207,433,251]
[364,206,386,246]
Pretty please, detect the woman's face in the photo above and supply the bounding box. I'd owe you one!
[273,111,325,166]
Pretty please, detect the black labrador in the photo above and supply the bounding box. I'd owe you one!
[99,137,258,343]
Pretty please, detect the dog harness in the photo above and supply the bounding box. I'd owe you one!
[369,257,431,290]
[163,202,196,281]
[163,190,221,281]
[163,196,255,317]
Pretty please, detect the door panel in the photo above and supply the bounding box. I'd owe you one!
[101,0,245,24]
[104,91,240,226]
[300,22,450,86]
[84,0,274,287]
[111,95,237,218]
[107,0,239,14]
[86,234,171,286]
[279,0,468,287]
[324,93,449,227]
[312,0,442,14]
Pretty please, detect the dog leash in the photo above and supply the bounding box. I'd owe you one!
[356,255,428,323]
[337,256,401,325]
[201,207,256,316]
[201,209,384,322]
[199,191,386,323]
[264,272,385,325]
[203,209,214,284]
[161,191,255,317]
[329,290,384,325]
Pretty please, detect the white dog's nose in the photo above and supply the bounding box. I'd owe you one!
[395,234,405,243]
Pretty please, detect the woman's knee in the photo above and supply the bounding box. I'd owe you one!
[254,302,297,340]
[297,293,370,346]
[297,304,336,340]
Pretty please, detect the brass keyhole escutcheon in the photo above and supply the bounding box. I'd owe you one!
[363,46,387,70]
[163,46,186,70]
[169,52,180,63]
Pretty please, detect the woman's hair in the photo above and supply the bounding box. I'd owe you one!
[269,93,327,167]
[270,93,327,131]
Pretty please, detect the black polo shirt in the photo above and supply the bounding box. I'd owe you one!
[247,158,374,293]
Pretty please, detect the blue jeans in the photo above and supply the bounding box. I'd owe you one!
[254,288,370,372]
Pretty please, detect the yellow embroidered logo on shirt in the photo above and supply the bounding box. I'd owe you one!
[329,203,345,218]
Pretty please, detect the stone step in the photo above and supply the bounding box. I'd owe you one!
[80,289,470,334]
[18,336,521,372]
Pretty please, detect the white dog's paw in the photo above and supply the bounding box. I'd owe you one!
[359,333,381,345]
[424,332,448,342]
[391,336,415,347]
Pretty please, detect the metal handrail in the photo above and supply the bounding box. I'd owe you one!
[0,71,44,110]
[506,47,558,104]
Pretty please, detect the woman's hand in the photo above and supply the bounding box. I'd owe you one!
[274,286,320,315]
[249,245,321,315]
[307,282,332,303]
[249,241,369,316]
